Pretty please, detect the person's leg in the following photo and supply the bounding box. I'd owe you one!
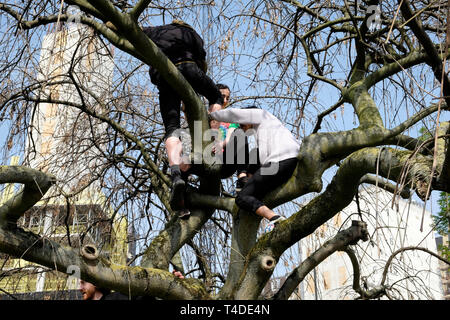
[218,129,251,192]
[235,158,298,218]
[158,82,186,211]
[166,137,183,166]
[235,170,277,220]
[255,206,278,220]
[159,82,183,165]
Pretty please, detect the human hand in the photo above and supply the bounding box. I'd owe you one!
[172,270,185,279]
[212,141,224,154]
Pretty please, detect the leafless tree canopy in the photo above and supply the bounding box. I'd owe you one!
[0,0,449,300]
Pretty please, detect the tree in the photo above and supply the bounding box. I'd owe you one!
[435,192,449,235]
[0,0,450,300]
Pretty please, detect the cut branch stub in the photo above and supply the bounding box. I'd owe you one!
[260,255,276,272]
[80,244,99,261]
[349,220,369,245]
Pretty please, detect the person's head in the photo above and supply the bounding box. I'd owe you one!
[79,280,110,300]
[217,83,231,108]
[241,124,253,132]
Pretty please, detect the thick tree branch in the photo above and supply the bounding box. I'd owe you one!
[359,174,411,199]
[66,0,107,20]
[0,166,55,228]
[0,229,209,299]
[364,50,431,88]
[129,0,152,21]
[140,178,221,269]
[435,122,450,190]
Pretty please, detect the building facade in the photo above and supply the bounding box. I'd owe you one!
[262,186,445,300]
[0,23,129,299]
[295,187,444,300]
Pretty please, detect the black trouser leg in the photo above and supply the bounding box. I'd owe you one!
[235,158,298,213]
[154,62,223,139]
[158,83,182,139]
[219,129,251,178]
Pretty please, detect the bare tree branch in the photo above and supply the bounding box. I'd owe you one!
[273,221,369,300]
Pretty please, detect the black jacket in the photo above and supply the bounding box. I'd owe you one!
[142,22,206,69]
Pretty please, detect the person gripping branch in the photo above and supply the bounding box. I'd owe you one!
[209,106,301,232]
[142,20,224,212]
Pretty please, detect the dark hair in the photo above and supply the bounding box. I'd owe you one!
[98,287,111,296]
[216,83,230,91]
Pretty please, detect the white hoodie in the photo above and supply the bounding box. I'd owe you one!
[210,108,300,165]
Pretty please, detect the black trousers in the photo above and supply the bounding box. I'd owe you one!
[150,62,223,139]
[182,140,257,181]
[218,129,254,179]
[235,157,298,213]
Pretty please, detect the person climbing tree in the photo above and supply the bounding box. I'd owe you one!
[210,106,301,232]
[143,20,223,212]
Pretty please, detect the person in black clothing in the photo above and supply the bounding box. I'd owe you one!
[180,84,253,196]
[142,20,224,212]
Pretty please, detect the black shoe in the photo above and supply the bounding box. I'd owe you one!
[169,176,186,211]
[235,176,249,193]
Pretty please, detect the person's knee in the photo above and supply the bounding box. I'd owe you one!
[236,193,263,214]
[165,126,184,140]
[235,192,249,209]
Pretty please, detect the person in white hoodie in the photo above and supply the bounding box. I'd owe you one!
[210,106,300,231]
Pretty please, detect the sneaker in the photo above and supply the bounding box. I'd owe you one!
[169,176,186,211]
[263,215,285,233]
[235,176,249,193]
[177,208,191,220]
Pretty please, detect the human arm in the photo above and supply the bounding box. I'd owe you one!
[224,126,237,146]
[210,108,266,125]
